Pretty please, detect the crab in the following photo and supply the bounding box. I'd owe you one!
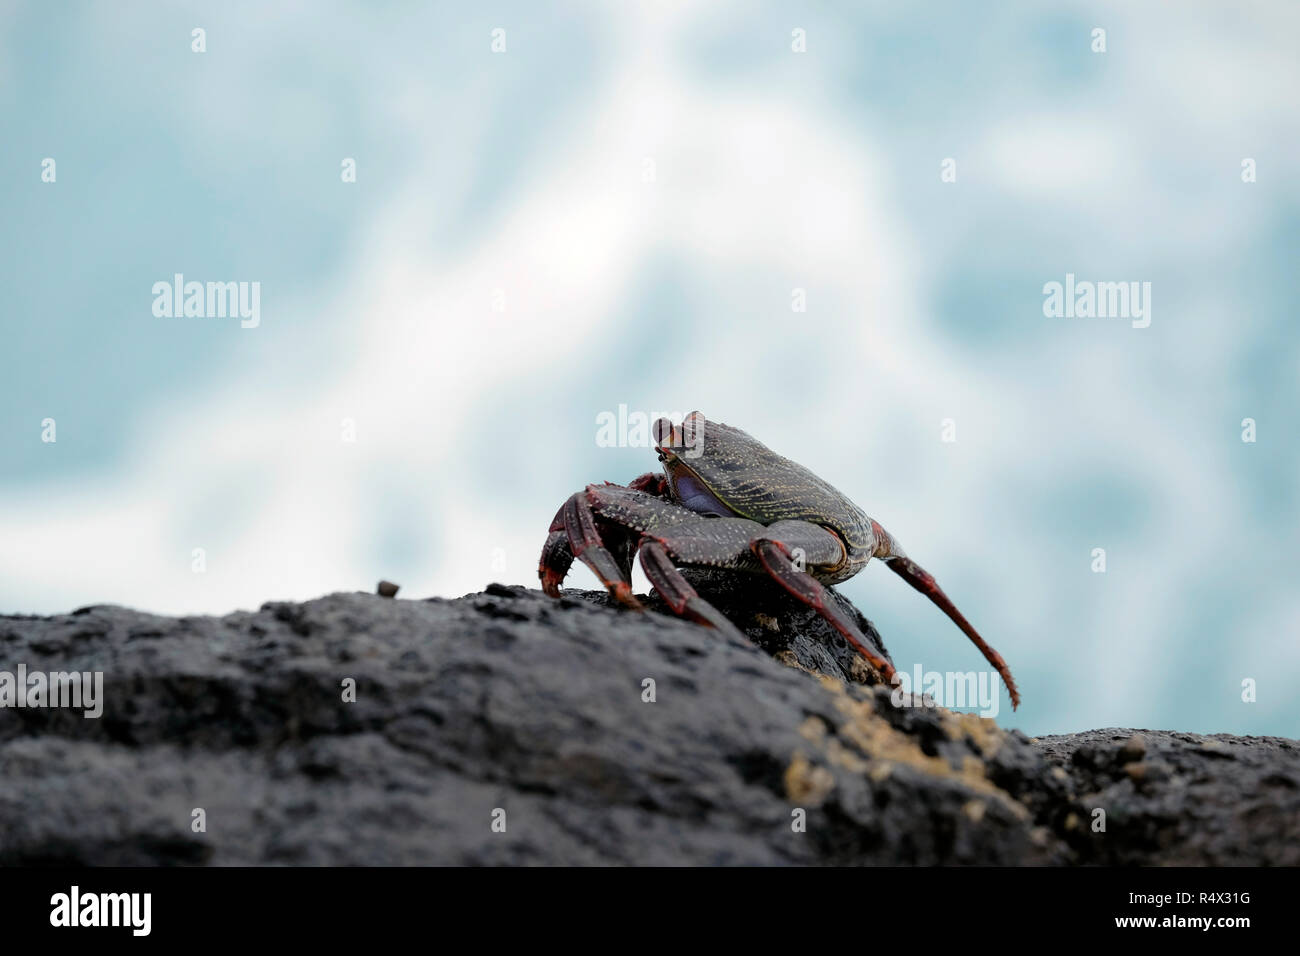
[538,411,1020,709]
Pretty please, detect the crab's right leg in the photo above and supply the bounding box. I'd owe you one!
[538,509,575,597]
[540,478,669,598]
[636,540,748,641]
[583,484,761,642]
[539,489,643,609]
[626,472,670,497]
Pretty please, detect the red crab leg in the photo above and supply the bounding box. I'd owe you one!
[539,502,574,597]
[541,480,660,595]
[538,538,573,597]
[580,490,895,677]
[627,472,670,497]
[882,555,1021,709]
[751,537,898,686]
[637,540,747,641]
[559,491,643,610]
[870,520,1020,709]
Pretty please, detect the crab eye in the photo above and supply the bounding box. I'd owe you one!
[681,412,703,446]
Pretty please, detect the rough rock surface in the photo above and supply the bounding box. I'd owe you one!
[1,585,1295,865]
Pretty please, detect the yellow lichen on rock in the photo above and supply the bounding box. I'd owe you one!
[806,673,1029,821]
[784,751,836,805]
[776,650,820,678]
[942,708,1005,758]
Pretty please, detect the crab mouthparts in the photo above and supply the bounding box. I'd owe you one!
[668,467,735,518]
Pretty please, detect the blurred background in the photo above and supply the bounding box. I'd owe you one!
[2,1,1297,737]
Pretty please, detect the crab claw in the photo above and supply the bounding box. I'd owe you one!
[884,555,1021,710]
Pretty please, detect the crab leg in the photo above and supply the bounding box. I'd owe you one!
[579,487,892,671]
[881,554,1021,709]
[540,483,746,639]
[866,519,1020,707]
[581,483,765,640]
[636,540,748,641]
[555,491,643,609]
[627,472,670,497]
[539,507,575,597]
[749,525,898,685]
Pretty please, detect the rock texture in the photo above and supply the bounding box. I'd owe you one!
[1,585,1295,865]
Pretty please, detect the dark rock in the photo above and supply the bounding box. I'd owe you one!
[1033,728,1300,865]
[0,587,1294,865]
[1118,733,1146,764]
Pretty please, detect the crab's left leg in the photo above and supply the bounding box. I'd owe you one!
[866,521,1021,709]
[753,519,1020,709]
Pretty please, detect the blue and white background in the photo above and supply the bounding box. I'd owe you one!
[2,1,1297,737]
